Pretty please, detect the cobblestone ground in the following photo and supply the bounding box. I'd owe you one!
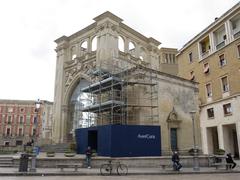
[0,174,240,180]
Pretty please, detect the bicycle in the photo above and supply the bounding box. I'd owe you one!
[100,160,128,175]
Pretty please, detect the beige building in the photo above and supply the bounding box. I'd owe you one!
[177,3,240,157]
[0,99,53,147]
[53,11,200,155]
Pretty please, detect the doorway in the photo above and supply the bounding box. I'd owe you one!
[88,130,98,152]
[170,128,178,151]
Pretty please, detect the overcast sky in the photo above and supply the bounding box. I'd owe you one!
[0,0,239,102]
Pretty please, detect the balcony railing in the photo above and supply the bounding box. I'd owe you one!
[201,50,210,59]
[234,30,240,39]
[216,41,225,50]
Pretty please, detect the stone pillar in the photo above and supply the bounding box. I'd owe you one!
[217,125,225,150]
[225,20,233,43]
[52,37,69,144]
[61,105,69,142]
[201,127,209,154]
[124,38,129,53]
[87,37,92,52]
[209,32,216,52]
[236,122,240,157]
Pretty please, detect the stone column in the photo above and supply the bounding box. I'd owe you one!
[124,38,129,53]
[201,127,209,154]
[236,122,240,157]
[52,38,69,144]
[225,20,233,43]
[209,32,216,52]
[87,37,92,52]
[61,105,69,142]
[217,125,225,150]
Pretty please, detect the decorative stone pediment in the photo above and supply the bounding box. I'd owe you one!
[167,107,182,128]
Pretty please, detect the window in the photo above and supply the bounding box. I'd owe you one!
[16,140,23,146]
[18,128,23,136]
[19,116,24,124]
[8,107,13,113]
[207,108,214,118]
[32,129,36,136]
[33,116,37,124]
[206,83,212,97]
[219,54,227,67]
[4,142,10,146]
[6,128,11,136]
[189,52,193,63]
[7,116,12,124]
[170,128,178,151]
[190,71,195,81]
[221,76,229,92]
[237,44,240,58]
[203,63,209,74]
[223,103,232,115]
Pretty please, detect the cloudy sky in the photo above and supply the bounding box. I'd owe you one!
[0,0,239,101]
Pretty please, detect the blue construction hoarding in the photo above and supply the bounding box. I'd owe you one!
[75,124,161,157]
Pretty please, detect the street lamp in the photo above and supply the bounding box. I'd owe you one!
[189,110,200,171]
[29,99,41,172]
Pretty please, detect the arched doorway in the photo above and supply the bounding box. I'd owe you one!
[67,78,95,140]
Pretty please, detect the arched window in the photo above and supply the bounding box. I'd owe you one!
[91,36,97,51]
[129,41,136,57]
[80,41,88,51]
[129,42,135,51]
[118,36,124,52]
[80,40,88,56]
[139,47,147,62]
[71,46,77,60]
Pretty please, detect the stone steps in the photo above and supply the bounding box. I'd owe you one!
[0,156,13,167]
[40,143,70,153]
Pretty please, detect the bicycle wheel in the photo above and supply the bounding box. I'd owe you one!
[100,164,112,175]
[117,164,128,175]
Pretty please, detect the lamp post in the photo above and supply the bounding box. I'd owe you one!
[29,99,41,172]
[190,110,200,171]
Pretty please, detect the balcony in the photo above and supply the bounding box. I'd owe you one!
[201,50,210,59]
[233,29,240,39]
[216,41,225,50]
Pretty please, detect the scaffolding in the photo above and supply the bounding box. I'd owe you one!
[77,58,159,127]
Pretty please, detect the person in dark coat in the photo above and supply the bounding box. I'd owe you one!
[172,151,182,171]
[85,146,92,168]
[226,153,237,169]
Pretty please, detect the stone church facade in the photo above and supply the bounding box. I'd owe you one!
[53,11,200,154]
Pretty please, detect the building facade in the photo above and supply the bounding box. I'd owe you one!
[177,3,240,157]
[53,11,200,155]
[0,100,53,147]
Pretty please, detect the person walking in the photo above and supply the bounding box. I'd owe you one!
[85,146,92,169]
[226,153,237,169]
[172,151,182,171]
